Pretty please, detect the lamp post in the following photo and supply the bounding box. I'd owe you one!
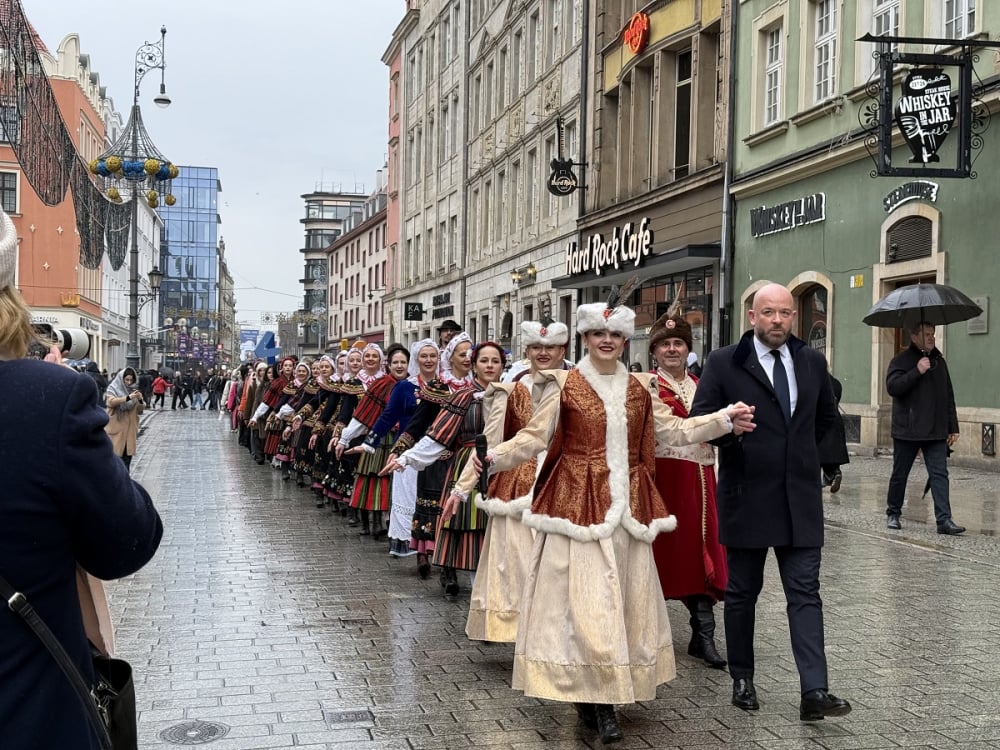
[90,27,178,371]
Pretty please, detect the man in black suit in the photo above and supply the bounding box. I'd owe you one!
[691,282,850,722]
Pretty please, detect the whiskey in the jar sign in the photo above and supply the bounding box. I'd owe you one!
[894,69,956,164]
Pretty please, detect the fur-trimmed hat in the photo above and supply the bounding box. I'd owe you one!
[648,313,692,353]
[0,209,16,289]
[521,320,569,347]
[576,302,635,339]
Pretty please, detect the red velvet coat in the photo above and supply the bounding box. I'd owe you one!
[651,372,728,601]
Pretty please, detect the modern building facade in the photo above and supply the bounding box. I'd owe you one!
[729,0,1000,464]
[299,188,367,357]
[157,165,223,374]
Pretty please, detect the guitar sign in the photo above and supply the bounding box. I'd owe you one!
[546,116,583,196]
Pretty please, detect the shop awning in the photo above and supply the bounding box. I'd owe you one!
[550,243,721,289]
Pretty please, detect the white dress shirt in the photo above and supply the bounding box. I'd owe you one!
[752,336,798,417]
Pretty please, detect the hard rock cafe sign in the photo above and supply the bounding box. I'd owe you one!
[623,12,650,55]
[566,218,653,277]
[894,69,956,164]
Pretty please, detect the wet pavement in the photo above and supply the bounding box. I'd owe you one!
[115,410,1000,749]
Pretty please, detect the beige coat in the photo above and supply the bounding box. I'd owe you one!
[105,384,144,456]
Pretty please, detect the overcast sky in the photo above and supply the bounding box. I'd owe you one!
[23,0,401,327]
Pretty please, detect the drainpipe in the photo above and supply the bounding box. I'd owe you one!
[572,0,591,359]
[718,0,739,347]
[460,0,471,331]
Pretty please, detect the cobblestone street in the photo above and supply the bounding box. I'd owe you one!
[115,411,1000,749]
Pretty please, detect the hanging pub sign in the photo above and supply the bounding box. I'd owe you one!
[404,302,424,321]
[858,33,1000,179]
[894,69,955,164]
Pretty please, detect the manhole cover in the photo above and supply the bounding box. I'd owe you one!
[159,720,231,745]
[324,708,373,725]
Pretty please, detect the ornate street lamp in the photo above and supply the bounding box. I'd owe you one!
[90,26,178,370]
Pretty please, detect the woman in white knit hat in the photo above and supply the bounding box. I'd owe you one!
[477,294,755,745]
[444,318,569,644]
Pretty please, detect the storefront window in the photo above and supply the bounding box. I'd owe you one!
[628,267,714,370]
[798,283,828,356]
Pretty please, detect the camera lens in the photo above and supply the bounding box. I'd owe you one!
[53,328,91,360]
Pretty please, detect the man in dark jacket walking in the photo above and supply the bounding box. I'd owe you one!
[691,282,848,722]
[884,322,963,534]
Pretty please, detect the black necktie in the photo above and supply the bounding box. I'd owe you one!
[770,349,791,424]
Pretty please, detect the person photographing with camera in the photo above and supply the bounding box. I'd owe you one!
[0,206,162,748]
[105,367,145,472]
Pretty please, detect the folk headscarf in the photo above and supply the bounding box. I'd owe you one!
[319,354,338,384]
[360,342,386,387]
[407,338,438,381]
[440,331,473,387]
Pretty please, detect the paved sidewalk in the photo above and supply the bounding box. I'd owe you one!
[115,411,1000,749]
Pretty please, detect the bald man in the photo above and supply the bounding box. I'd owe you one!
[691,283,849,722]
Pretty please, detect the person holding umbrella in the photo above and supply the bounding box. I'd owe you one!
[862,282,980,535]
[884,322,964,534]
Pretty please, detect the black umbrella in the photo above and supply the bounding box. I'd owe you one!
[863,283,982,329]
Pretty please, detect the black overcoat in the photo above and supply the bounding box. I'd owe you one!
[817,375,850,467]
[0,359,162,749]
[691,332,836,549]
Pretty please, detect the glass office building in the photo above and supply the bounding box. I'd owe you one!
[157,166,222,373]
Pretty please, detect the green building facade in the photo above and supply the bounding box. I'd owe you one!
[729,0,1000,464]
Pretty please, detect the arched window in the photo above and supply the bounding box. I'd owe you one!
[798,283,828,355]
[886,216,932,263]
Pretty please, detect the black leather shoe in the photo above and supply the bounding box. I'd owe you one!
[573,702,597,730]
[886,514,901,530]
[830,469,842,494]
[937,519,965,535]
[800,689,851,721]
[732,678,759,711]
[593,704,624,745]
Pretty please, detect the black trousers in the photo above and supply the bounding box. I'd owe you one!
[725,546,827,695]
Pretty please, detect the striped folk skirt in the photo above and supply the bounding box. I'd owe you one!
[431,446,488,572]
[409,459,449,554]
[349,432,394,511]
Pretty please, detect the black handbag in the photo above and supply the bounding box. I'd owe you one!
[1,573,137,750]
